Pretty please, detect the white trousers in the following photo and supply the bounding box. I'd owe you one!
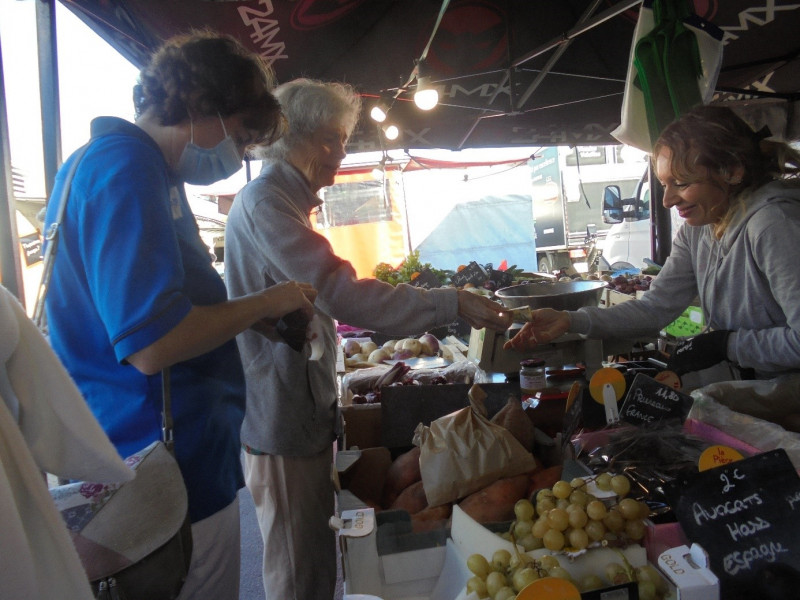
[244,446,336,600]
[176,497,241,600]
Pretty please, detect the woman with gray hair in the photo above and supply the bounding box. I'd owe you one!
[224,78,512,600]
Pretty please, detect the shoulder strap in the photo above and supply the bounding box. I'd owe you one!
[32,142,92,329]
[161,367,175,453]
[32,141,178,450]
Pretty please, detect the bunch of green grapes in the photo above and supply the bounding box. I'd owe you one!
[465,550,572,600]
[498,474,649,554]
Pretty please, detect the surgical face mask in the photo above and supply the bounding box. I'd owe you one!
[176,115,242,185]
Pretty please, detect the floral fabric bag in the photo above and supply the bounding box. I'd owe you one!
[50,439,192,600]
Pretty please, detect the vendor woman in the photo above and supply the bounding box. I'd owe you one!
[506,104,800,380]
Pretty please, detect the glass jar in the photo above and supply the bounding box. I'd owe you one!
[519,358,546,398]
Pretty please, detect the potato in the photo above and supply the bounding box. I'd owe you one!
[360,341,378,355]
[343,339,361,357]
[367,348,391,364]
[401,338,422,356]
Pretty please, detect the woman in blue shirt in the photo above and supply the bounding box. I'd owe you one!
[43,32,316,599]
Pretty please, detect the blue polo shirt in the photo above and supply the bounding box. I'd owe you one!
[44,117,245,522]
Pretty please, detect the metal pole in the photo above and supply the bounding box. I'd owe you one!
[36,0,62,199]
[0,33,25,301]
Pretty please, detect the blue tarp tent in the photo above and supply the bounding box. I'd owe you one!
[415,195,536,270]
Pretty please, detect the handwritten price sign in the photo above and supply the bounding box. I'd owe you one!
[667,449,800,600]
[619,373,693,426]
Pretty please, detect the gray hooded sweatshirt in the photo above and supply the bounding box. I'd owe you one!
[570,180,800,378]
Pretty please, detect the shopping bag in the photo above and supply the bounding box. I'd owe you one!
[413,384,537,507]
[612,0,724,151]
[50,440,192,600]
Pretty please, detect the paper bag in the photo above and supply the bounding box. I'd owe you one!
[412,384,537,507]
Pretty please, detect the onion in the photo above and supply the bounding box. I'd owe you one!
[360,341,378,355]
[368,348,391,364]
[382,340,398,351]
[418,333,440,356]
[392,349,415,361]
[343,339,361,357]
[400,338,422,356]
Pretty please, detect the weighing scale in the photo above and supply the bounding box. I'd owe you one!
[466,324,642,380]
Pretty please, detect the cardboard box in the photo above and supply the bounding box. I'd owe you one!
[600,288,636,307]
[341,404,383,450]
[334,447,450,600]
[657,544,719,600]
[341,383,517,452]
[336,503,654,600]
[334,507,448,600]
[448,504,651,600]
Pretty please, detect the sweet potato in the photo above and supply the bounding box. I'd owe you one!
[411,503,453,533]
[389,480,428,515]
[526,464,563,499]
[457,473,529,523]
[382,446,422,508]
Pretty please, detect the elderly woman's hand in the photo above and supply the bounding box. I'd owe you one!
[503,308,570,351]
[456,290,514,332]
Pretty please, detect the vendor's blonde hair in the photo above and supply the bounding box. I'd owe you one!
[653,104,800,237]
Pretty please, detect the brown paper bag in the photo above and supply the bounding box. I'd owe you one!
[412,384,537,506]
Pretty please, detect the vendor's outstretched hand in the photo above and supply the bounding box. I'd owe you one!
[456,290,514,332]
[503,308,570,351]
[666,329,731,375]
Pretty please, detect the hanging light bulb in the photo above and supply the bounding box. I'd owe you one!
[414,77,439,111]
[413,59,438,111]
[370,101,389,123]
[382,123,399,141]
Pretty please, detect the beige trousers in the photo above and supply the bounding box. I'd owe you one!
[177,497,240,600]
[244,445,336,600]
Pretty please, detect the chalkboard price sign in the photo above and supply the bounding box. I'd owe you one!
[619,373,693,426]
[409,268,442,289]
[666,449,800,600]
[488,267,514,289]
[450,261,488,287]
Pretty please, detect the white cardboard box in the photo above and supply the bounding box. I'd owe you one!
[448,504,649,599]
[335,502,659,600]
[333,508,447,600]
[657,544,720,600]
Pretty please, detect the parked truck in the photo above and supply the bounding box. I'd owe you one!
[529,145,647,274]
[601,170,684,271]
[304,145,651,280]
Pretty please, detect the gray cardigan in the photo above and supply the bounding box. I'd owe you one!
[570,181,800,377]
[224,160,459,456]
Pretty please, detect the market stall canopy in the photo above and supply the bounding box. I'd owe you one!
[59,0,800,152]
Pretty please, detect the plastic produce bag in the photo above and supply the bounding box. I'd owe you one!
[689,375,800,469]
[612,0,723,151]
[412,384,536,507]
